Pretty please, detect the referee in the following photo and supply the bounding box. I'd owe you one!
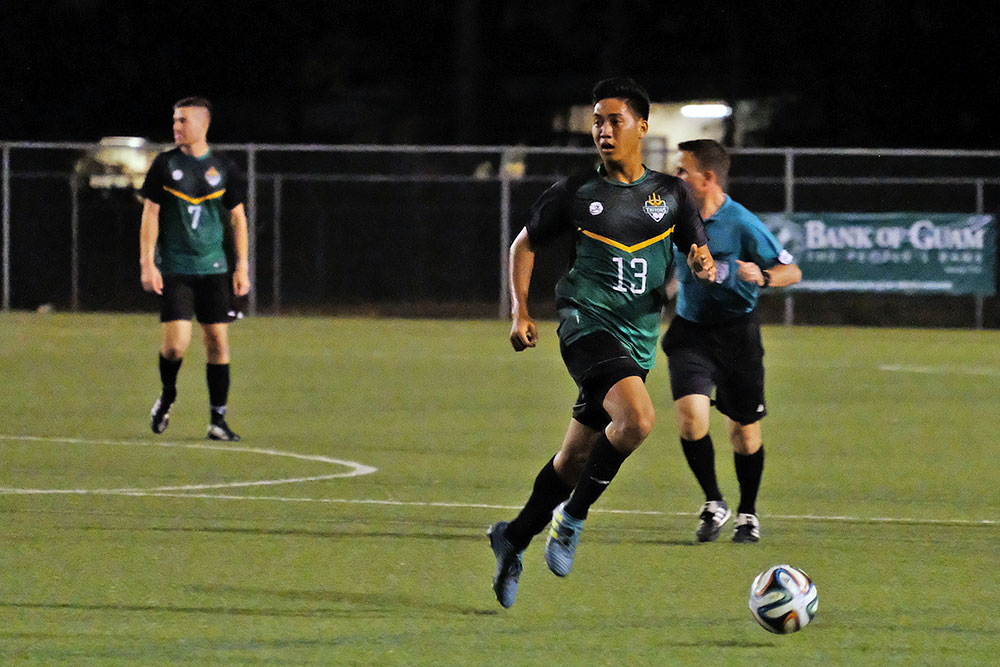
[139,97,250,441]
[664,139,801,543]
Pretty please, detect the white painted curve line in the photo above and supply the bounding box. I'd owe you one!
[878,364,1000,377]
[0,434,376,494]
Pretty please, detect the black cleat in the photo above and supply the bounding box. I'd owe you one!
[150,397,172,435]
[207,421,241,442]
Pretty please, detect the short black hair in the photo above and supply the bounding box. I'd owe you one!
[678,139,731,189]
[173,96,213,120]
[591,77,650,120]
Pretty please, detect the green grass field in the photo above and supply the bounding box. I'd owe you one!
[2,312,999,665]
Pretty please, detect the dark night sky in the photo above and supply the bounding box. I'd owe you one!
[2,0,998,148]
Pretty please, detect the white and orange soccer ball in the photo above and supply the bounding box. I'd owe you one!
[748,564,818,634]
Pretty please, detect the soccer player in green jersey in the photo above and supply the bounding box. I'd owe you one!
[665,139,801,543]
[139,97,250,441]
[487,78,716,608]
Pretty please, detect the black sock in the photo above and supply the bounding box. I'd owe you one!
[734,447,765,515]
[505,456,574,552]
[206,363,230,423]
[158,354,182,404]
[681,435,723,502]
[564,433,628,520]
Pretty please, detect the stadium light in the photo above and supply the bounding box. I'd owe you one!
[680,103,733,119]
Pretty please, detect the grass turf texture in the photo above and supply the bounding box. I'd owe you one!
[1,312,998,665]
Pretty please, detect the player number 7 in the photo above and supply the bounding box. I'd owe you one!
[187,204,202,230]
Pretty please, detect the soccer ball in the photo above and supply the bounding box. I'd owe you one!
[748,564,818,634]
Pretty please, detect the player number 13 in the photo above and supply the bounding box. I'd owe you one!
[612,256,647,294]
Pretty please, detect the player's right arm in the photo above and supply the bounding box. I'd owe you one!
[509,227,537,351]
[139,198,163,294]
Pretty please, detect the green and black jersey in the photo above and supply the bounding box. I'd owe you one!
[141,148,246,276]
[526,166,707,369]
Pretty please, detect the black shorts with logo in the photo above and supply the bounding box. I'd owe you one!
[560,331,648,431]
[160,273,233,324]
[661,312,766,425]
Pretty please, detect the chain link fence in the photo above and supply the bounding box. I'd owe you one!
[3,142,1000,326]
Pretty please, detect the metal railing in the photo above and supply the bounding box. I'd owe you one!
[3,142,999,323]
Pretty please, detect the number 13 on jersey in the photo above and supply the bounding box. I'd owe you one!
[612,256,648,294]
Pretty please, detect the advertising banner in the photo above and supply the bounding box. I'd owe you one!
[761,213,996,295]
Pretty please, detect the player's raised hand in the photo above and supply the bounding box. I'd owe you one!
[510,315,538,351]
[687,244,717,283]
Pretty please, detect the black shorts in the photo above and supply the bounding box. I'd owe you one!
[560,331,648,431]
[662,313,766,425]
[160,273,233,324]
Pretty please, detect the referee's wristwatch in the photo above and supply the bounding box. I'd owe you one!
[761,269,772,288]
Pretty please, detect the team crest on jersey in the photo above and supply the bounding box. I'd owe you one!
[643,193,668,222]
[204,166,221,186]
[589,202,603,215]
[171,169,183,181]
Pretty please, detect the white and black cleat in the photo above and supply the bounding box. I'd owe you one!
[695,499,732,543]
[150,397,172,435]
[207,421,241,442]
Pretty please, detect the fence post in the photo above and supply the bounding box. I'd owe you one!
[783,149,795,325]
[498,151,512,319]
[70,175,80,311]
[246,145,258,316]
[272,175,282,315]
[2,144,9,312]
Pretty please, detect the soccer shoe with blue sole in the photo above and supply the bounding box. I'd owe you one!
[544,501,584,577]
[733,513,760,543]
[695,499,731,543]
[487,521,523,608]
[150,397,172,435]
[207,421,241,442]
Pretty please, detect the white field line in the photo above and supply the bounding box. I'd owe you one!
[0,434,376,493]
[878,364,1000,376]
[1,435,997,527]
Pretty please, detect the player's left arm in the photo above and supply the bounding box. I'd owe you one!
[229,204,251,296]
[673,179,716,282]
[735,217,802,288]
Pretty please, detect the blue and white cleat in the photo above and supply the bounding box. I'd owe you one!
[544,501,584,577]
[487,521,523,608]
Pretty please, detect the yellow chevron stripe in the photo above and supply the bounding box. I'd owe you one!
[579,226,675,253]
[162,186,226,205]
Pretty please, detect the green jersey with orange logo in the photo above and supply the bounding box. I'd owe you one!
[526,166,707,369]
[141,147,246,276]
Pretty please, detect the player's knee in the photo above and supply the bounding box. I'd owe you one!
[612,408,655,448]
[731,425,762,454]
[161,346,184,362]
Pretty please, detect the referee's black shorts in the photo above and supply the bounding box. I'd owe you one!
[160,273,233,324]
[560,331,648,432]
[661,312,766,425]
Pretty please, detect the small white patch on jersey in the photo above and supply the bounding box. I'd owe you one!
[171,169,183,181]
[756,404,765,412]
[213,262,221,268]
[778,249,794,264]
[589,202,603,215]
[715,262,730,283]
